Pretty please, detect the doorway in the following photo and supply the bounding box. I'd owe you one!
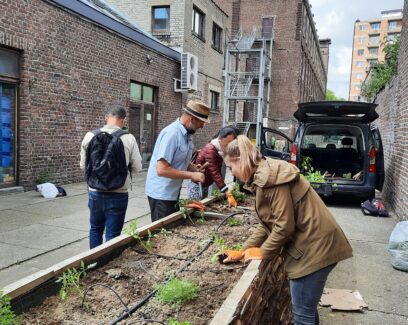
[128,103,155,169]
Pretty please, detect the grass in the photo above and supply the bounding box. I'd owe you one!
[0,291,19,325]
[156,278,198,305]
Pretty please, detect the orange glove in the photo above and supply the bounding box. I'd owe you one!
[226,191,237,208]
[186,200,205,211]
[223,250,244,263]
[243,247,263,261]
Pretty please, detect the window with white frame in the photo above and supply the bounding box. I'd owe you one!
[387,33,399,42]
[152,6,170,33]
[370,22,381,30]
[356,72,363,79]
[388,20,398,30]
[357,49,364,56]
[368,47,379,55]
[359,24,367,31]
[192,6,205,40]
[358,36,364,44]
[369,35,380,45]
[356,61,364,67]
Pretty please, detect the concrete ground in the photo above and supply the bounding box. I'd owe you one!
[0,174,407,324]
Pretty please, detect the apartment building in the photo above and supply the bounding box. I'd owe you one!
[349,9,403,101]
[105,0,229,147]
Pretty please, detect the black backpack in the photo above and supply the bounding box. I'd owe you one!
[85,129,129,191]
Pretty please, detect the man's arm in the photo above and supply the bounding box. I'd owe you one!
[129,136,143,173]
[79,132,94,170]
[157,159,204,183]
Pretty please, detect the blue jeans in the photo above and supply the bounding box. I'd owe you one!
[88,191,128,249]
[290,263,336,325]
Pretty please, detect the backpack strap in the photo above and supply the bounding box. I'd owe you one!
[91,128,103,136]
[112,129,128,139]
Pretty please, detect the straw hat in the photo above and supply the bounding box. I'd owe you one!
[183,100,210,123]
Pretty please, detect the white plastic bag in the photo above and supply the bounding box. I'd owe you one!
[37,182,59,199]
[388,221,408,272]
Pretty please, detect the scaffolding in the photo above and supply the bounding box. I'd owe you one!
[223,25,273,147]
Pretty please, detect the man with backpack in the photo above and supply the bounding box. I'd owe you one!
[80,106,142,249]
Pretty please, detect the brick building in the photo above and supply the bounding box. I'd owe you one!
[349,9,403,102]
[0,0,183,189]
[214,0,328,135]
[105,0,229,147]
[372,4,408,221]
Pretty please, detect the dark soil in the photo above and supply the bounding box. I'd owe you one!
[20,198,257,325]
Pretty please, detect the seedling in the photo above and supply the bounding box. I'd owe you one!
[124,220,157,252]
[231,243,243,251]
[211,188,222,197]
[178,199,195,224]
[0,290,19,325]
[156,278,198,305]
[210,230,229,263]
[168,319,191,325]
[56,261,97,300]
[231,183,246,203]
[227,217,242,227]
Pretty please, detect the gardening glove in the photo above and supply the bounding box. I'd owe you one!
[243,247,263,261]
[226,191,237,208]
[186,200,205,211]
[223,249,244,263]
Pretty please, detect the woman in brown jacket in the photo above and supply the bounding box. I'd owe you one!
[223,135,353,325]
[187,126,239,205]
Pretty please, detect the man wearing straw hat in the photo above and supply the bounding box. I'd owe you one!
[145,100,210,222]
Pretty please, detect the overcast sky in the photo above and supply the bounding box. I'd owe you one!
[309,0,404,99]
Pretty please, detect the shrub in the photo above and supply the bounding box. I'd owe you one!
[156,278,198,305]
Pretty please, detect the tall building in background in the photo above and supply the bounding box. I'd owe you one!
[349,9,403,101]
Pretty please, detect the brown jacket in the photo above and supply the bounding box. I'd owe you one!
[243,157,353,279]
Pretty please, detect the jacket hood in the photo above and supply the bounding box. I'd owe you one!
[251,157,300,188]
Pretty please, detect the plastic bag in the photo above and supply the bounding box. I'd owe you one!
[388,221,408,272]
[37,182,59,199]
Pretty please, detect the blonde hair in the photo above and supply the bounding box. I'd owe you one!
[225,135,262,180]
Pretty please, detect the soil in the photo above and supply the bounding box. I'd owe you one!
[20,197,258,325]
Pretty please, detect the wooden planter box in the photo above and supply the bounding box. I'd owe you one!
[4,196,291,324]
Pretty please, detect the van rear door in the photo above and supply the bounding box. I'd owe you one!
[371,128,384,191]
[260,127,293,161]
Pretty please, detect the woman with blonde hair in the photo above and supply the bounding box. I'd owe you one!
[223,135,353,325]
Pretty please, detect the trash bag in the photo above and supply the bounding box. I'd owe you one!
[361,199,389,217]
[36,182,59,198]
[388,221,408,272]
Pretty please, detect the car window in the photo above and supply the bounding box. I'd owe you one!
[264,131,290,152]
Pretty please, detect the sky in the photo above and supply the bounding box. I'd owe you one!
[309,0,404,99]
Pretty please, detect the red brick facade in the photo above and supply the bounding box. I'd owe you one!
[0,0,184,188]
[374,3,408,221]
[215,0,327,136]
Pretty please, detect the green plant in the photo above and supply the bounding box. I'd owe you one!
[35,168,56,184]
[0,291,19,325]
[325,89,345,101]
[168,319,191,325]
[56,261,96,300]
[124,220,156,251]
[156,278,198,305]
[211,188,222,197]
[231,183,246,203]
[231,243,243,251]
[300,156,313,174]
[178,199,195,224]
[227,217,241,227]
[362,37,400,100]
[302,170,325,183]
[211,230,229,263]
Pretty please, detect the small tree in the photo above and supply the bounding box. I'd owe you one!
[325,89,345,101]
[361,37,400,101]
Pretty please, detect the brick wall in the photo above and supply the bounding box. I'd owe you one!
[0,0,182,188]
[373,2,408,221]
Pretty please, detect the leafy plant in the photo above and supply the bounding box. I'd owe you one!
[56,261,96,300]
[124,220,156,251]
[178,199,198,224]
[156,278,198,305]
[35,168,56,184]
[0,291,19,325]
[231,243,243,251]
[302,170,325,183]
[227,217,241,227]
[168,319,191,325]
[231,183,246,203]
[300,156,313,174]
[211,188,222,197]
[362,37,400,100]
[210,230,229,263]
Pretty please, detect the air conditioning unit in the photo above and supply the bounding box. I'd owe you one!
[181,52,198,91]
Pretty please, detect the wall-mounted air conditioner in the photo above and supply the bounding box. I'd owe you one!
[181,52,198,91]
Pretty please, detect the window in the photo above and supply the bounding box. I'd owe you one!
[212,23,222,51]
[210,90,219,111]
[368,47,379,55]
[0,48,19,78]
[367,59,378,67]
[388,33,399,42]
[130,82,154,103]
[370,22,381,30]
[262,17,274,39]
[356,61,364,67]
[152,6,170,33]
[192,7,205,39]
[359,24,367,31]
[356,72,363,80]
[358,36,364,44]
[369,35,380,45]
[388,20,398,30]
[357,49,364,56]
[355,84,362,90]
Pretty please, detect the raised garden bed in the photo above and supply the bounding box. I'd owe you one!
[4,195,291,325]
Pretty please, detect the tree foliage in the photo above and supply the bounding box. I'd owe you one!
[361,37,400,101]
[325,89,345,101]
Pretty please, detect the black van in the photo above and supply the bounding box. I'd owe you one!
[261,101,384,200]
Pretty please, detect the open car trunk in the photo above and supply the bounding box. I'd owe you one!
[299,124,366,184]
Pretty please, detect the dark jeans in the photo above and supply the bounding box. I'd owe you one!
[88,191,128,249]
[289,263,337,325]
[148,196,178,222]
